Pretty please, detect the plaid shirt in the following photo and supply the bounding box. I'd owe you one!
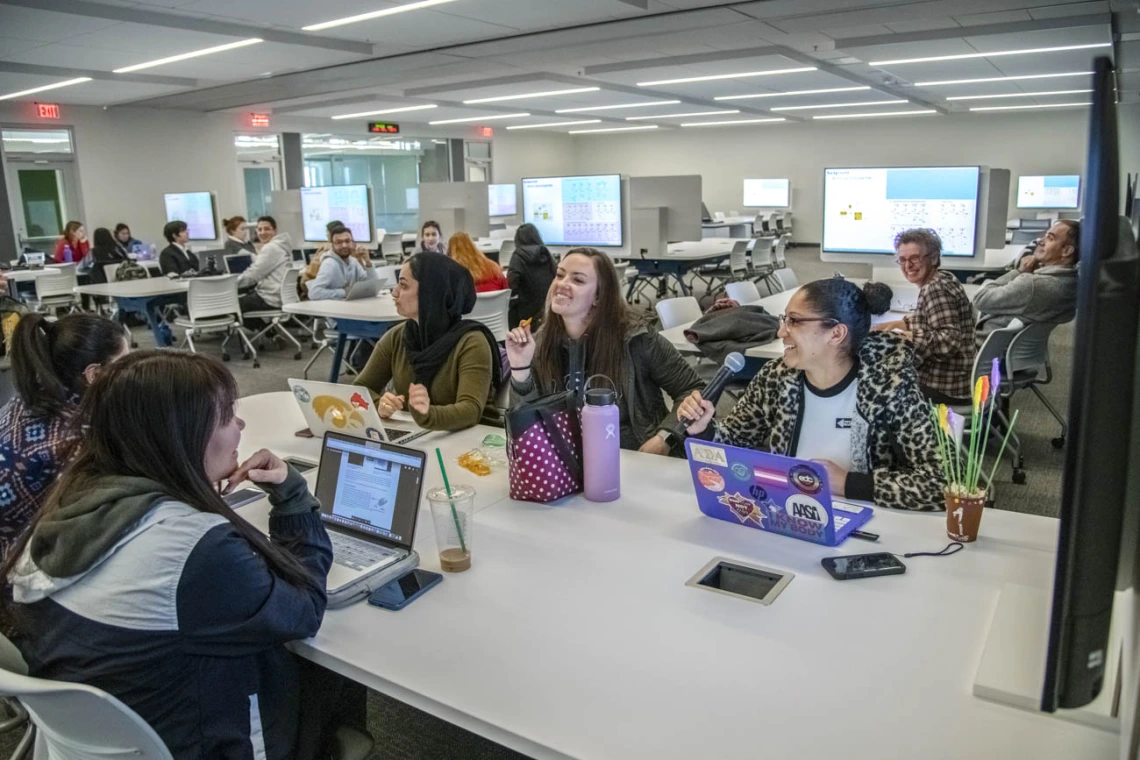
[904,270,976,400]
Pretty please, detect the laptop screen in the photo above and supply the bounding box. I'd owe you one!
[315,432,426,549]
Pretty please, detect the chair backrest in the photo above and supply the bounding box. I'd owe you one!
[34,264,78,299]
[103,263,121,282]
[1006,320,1059,382]
[973,321,1023,386]
[774,214,785,232]
[280,266,302,307]
[380,233,404,257]
[773,236,788,267]
[499,240,516,259]
[187,276,241,322]
[613,261,630,282]
[750,237,774,270]
[655,296,702,330]
[469,289,510,341]
[729,240,750,274]
[725,280,761,305]
[1011,229,1038,245]
[773,268,798,291]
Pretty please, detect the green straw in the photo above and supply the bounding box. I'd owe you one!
[435,448,467,555]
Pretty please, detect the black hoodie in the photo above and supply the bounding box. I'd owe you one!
[507,243,556,328]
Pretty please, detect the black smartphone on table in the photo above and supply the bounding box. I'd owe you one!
[821,553,906,581]
[368,569,443,610]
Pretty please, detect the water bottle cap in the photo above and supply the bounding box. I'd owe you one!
[585,388,616,406]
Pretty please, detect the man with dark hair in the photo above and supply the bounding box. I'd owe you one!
[158,220,199,276]
[307,225,378,301]
[974,220,1080,333]
[873,228,976,404]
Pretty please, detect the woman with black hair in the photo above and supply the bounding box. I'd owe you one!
[677,278,943,511]
[0,313,127,556]
[89,227,128,285]
[507,222,556,328]
[355,253,501,431]
[3,351,365,758]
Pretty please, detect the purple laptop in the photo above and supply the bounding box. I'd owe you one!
[684,439,873,547]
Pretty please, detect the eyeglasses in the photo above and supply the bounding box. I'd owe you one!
[894,254,928,266]
[778,314,838,329]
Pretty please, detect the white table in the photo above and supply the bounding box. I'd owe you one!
[234,395,1116,760]
[75,277,191,346]
[619,238,751,298]
[284,296,404,383]
[702,216,755,238]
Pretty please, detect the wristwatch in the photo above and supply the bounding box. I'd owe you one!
[656,429,675,446]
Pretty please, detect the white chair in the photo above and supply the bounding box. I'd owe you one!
[30,264,79,315]
[242,268,306,360]
[380,233,404,263]
[725,280,761,304]
[173,275,259,367]
[697,239,751,294]
[103,263,121,282]
[469,289,510,341]
[655,296,702,330]
[498,240,516,261]
[771,268,799,292]
[773,234,790,269]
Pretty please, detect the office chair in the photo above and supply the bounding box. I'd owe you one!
[1005,321,1068,449]
[29,264,79,316]
[953,322,1026,484]
[241,268,306,360]
[469,289,511,342]
[725,280,761,305]
[691,240,751,297]
[655,297,702,331]
[173,276,260,368]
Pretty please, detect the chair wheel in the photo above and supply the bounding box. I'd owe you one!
[293,351,302,360]
[1051,436,1065,449]
[253,361,261,368]
[1012,469,1027,485]
[222,353,231,362]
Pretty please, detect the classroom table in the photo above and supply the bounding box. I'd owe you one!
[701,216,754,238]
[233,393,1117,760]
[619,238,748,298]
[74,277,190,346]
[283,296,403,383]
[2,266,61,283]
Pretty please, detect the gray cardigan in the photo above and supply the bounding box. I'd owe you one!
[973,265,1078,330]
[510,326,703,452]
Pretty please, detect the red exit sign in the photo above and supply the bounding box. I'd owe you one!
[249,112,270,127]
[36,103,60,120]
[368,122,400,134]
[479,126,493,138]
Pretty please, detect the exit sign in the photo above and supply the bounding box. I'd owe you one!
[369,122,400,134]
[249,112,270,127]
[36,103,60,120]
[480,126,493,138]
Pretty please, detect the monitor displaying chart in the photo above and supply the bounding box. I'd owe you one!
[488,184,517,217]
[1017,175,1081,209]
[300,185,372,243]
[822,166,981,257]
[163,192,217,240]
[406,187,419,211]
[743,178,790,208]
[521,174,622,247]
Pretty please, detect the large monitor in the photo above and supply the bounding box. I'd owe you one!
[1017,175,1081,210]
[163,192,217,240]
[743,178,790,208]
[301,185,373,243]
[822,166,981,258]
[522,174,622,247]
[488,184,517,217]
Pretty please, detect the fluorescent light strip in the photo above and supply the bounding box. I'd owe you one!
[969,102,1091,112]
[870,42,1109,67]
[568,125,659,134]
[506,120,601,130]
[332,104,438,119]
[680,118,786,127]
[463,87,599,104]
[428,112,530,125]
[637,67,816,87]
[771,99,904,112]
[303,0,458,31]
[813,109,936,120]
[626,109,738,121]
[113,38,262,73]
[0,77,91,101]
[916,71,1092,87]
[555,100,680,113]
[946,89,1093,101]
[715,86,870,101]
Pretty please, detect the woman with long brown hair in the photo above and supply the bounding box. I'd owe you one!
[2,351,365,758]
[51,220,89,265]
[505,247,702,455]
[447,231,507,292]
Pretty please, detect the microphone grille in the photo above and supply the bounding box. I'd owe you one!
[724,352,746,373]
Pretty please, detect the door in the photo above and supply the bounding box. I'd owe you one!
[4,159,82,250]
[242,165,278,219]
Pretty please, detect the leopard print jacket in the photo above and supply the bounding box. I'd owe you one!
[710,331,944,511]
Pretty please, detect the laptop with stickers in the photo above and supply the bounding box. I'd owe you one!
[288,378,424,446]
[684,439,872,547]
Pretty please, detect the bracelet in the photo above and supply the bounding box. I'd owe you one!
[510,364,531,371]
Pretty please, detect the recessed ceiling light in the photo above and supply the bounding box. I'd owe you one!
[506,120,602,130]
[332,104,438,119]
[813,109,936,120]
[915,71,1092,87]
[771,99,904,111]
[428,112,530,125]
[969,102,1091,112]
[870,43,1109,67]
[303,0,459,31]
[680,118,786,127]
[463,87,600,104]
[637,67,816,86]
[946,89,1093,101]
[626,109,739,120]
[0,77,91,101]
[555,100,681,113]
[568,125,660,134]
[113,38,262,73]
[715,86,871,101]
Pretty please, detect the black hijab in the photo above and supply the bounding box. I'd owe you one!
[403,253,503,389]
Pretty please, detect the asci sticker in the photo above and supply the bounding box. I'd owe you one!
[784,494,828,528]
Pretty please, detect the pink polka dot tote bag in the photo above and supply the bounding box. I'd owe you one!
[506,390,583,503]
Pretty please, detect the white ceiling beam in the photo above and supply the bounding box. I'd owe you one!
[0,60,198,87]
[583,45,782,75]
[833,12,1110,49]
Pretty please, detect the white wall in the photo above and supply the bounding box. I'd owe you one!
[570,105,1140,244]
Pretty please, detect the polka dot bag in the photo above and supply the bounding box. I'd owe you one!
[506,390,583,503]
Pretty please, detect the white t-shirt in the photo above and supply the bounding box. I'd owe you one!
[793,367,860,472]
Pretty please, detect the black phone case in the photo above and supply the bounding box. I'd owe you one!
[821,554,906,580]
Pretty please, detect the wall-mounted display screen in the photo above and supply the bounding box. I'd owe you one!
[1017,175,1081,209]
[300,185,373,243]
[163,192,218,240]
[743,178,790,208]
[521,174,622,247]
[488,183,517,216]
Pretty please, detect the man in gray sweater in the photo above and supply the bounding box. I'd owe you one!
[974,219,1080,333]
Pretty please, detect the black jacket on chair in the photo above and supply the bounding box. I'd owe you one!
[507,243,555,328]
[159,245,200,276]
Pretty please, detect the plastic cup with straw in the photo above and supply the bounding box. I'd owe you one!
[431,448,471,572]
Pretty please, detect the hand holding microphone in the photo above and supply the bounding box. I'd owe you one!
[670,352,745,438]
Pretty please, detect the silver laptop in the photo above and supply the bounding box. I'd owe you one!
[345,278,382,301]
[314,431,427,594]
[287,378,423,446]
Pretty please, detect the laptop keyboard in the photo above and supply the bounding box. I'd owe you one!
[329,530,397,571]
[835,515,850,531]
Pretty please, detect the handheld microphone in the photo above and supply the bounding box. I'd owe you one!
[669,351,746,438]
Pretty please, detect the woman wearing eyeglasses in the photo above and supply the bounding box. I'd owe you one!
[676,278,944,511]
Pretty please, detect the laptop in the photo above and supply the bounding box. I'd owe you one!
[288,378,422,445]
[684,439,873,546]
[314,431,426,593]
[224,252,253,274]
[345,278,382,301]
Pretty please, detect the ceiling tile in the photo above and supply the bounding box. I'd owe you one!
[0,6,120,43]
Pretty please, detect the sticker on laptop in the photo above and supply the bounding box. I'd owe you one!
[689,443,728,467]
[789,464,823,495]
[730,462,751,482]
[291,384,311,404]
[784,494,828,528]
[697,467,725,493]
[718,492,766,528]
[312,395,366,432]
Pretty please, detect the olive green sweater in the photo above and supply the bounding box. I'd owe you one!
[354,322,493,431]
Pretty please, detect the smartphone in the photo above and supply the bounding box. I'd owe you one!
[821,553,906,581]
[283,456,317,473]
[367,569,442,611]
[223,488,265,510]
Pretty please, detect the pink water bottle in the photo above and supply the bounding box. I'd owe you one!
[581,387,620,502]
